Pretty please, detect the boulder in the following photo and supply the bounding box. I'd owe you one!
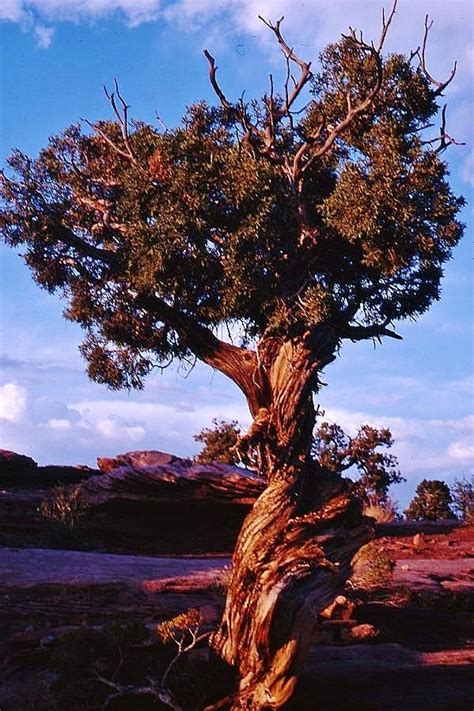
[0,450,37,484]
[0,450,263,554]
[85,451,264,506]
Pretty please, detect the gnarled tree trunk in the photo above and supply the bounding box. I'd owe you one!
[208,333,373,709]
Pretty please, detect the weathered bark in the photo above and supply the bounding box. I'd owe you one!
[206,332,373,709]
[210,475,371,709]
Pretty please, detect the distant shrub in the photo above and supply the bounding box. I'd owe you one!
[208,565,233,599]
[351,542,395,589]
[39,484,89,532]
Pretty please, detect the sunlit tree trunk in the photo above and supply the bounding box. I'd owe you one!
[208,334,373,709]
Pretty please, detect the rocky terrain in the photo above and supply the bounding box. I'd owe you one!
[0,449,472,710]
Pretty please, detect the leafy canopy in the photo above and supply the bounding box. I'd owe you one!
[0,14,464,391]
[404,478,456,521]
[451,477,474,523]
[194,419,242,465]
[312,421,404,505]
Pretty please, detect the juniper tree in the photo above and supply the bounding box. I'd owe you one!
[0,3,464,708]
[451,477,474,523]
[194,419,242,465]
[313,422,404,505]
[405,479,456,521]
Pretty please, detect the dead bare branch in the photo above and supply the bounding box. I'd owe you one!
[376,0,398,53]
[104,79,138,165]
[203,50,234,111]
[422,105,465,153]
[258,15,313,118]
[417,15,457,96]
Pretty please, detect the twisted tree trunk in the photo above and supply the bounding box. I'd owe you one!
[208,333,373,709]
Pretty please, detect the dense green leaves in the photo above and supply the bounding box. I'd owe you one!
[0,33,464,389]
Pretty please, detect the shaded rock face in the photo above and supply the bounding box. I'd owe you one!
[0,450,99,488]
[0,450,37,478]
[79,451,265,554]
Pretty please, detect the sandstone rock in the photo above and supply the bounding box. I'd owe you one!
[340,622,379,643]
[76,453,264,553]
[413,532,425,547]
[82,452,264,506]
[320,595,356,620]
[97,450,182,473]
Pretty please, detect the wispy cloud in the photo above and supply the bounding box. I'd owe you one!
[0,0,162,25]
[0,0,161,47]
[461,149,474,188]
[33,23,54,48]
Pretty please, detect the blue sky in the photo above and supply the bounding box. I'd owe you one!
[0,0,472,507]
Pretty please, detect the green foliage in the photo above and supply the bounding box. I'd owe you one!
[451,477,473,522]
[404,478,457,521]
[194,417,404,506]
[312,422,404,505]
[194,419,241,464]
[0,28,464,390]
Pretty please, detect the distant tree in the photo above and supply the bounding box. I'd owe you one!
[196,418,404,509]
[0,4,464,707]
[312,422,404,506]
[194,418,241,465]
[451,477,474,523]
[405,479,457,521]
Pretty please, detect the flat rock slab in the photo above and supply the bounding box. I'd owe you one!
[393,558,474,592]
[0,547,229,591]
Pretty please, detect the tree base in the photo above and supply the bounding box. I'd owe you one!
[210,470,374,709]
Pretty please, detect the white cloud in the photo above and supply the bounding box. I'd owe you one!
[321,406,474,477]
[71,396,250,446]
[0,0,24,22]
[34,23,54,48]
[1,0,161,26]
[0,383,27,423]
[95,415,146,441]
